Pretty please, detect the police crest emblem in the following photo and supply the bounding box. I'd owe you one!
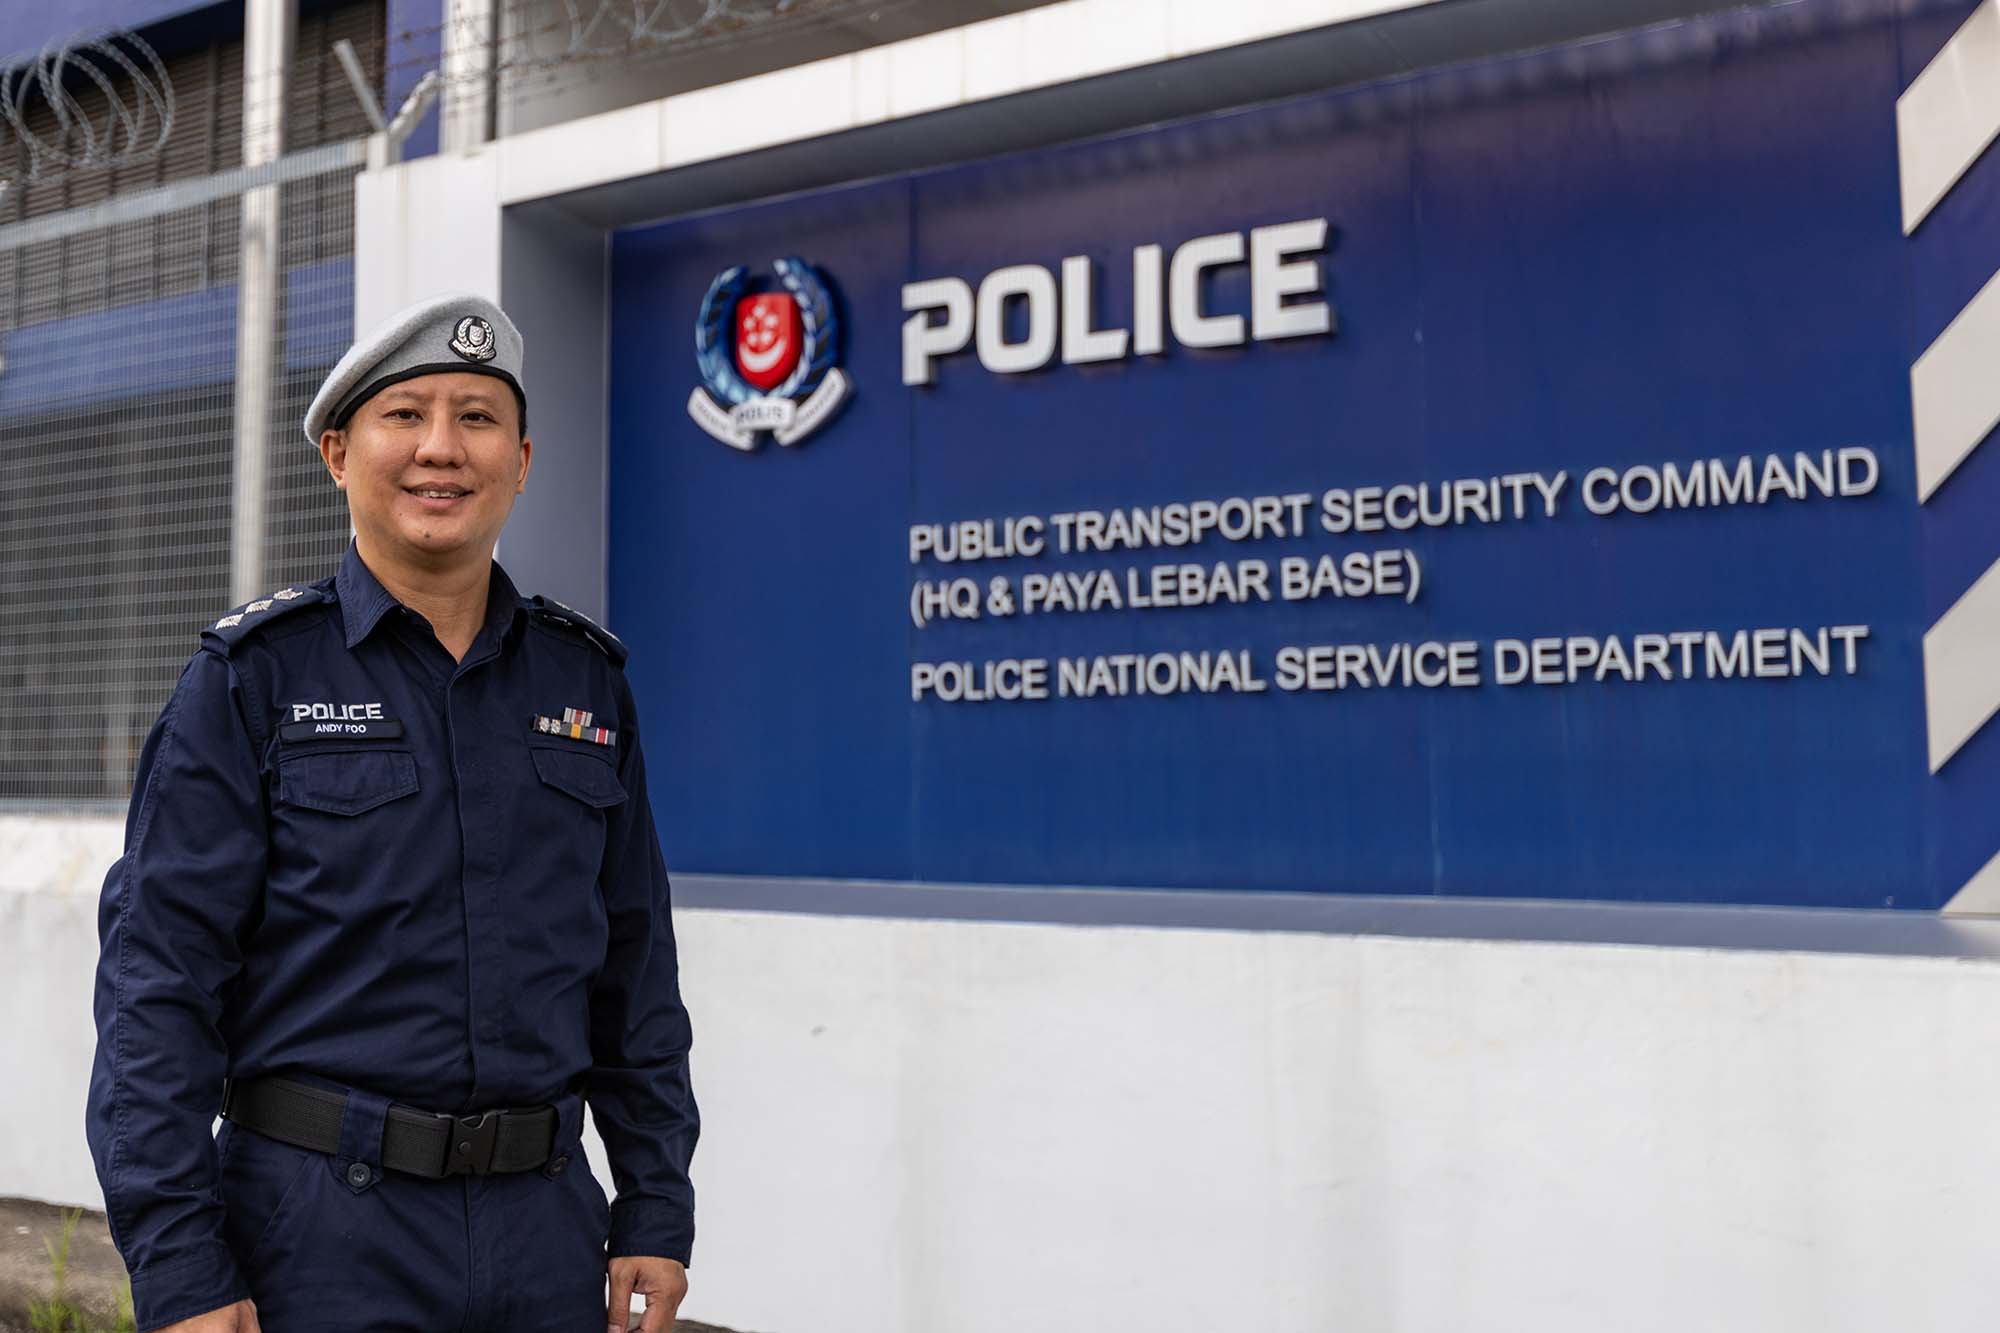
[687,258,850,450]
[450,316,497,362]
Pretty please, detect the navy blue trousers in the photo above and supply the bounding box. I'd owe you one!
[214,1090,608,1332]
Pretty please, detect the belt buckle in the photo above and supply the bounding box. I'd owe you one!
[442,1109,502,1176]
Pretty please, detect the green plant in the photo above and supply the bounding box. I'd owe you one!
[23,1209,133,1333]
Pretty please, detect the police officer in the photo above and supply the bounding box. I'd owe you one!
[84,294,698,1333]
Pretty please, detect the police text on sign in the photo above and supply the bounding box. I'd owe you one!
[900,220,1332,385]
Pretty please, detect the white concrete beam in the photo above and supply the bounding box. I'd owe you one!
[488,0,1440,208]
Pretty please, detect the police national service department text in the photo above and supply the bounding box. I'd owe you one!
[911,626,1873,705]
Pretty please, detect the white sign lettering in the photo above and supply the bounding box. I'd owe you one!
[901,219,1333,386]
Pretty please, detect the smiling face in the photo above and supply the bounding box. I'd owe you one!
[318,372,532,569]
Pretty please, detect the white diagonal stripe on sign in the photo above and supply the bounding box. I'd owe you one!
[1899,0,2000,235]
[1912,262,2000,501]
[1926,554,2000,773]
[1943,845,2000,915]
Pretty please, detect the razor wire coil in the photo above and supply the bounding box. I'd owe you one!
[0,29,176,184]
[548,0,811,60]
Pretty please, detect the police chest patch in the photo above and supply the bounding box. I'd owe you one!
[282,701,399,740]
[281,718,405,741]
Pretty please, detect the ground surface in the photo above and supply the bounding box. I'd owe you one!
[0,1196,745,1332]
[0,1195,129,1328]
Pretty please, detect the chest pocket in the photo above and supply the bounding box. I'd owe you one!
[530,744,627,809]
[276,748,420,816]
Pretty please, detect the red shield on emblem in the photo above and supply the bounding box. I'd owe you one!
[735,293,802,392]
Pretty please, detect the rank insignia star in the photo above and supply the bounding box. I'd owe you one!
[215,613,244,628]
[248,599,273,613]
[272,588,302,600]
[534,707,616,746]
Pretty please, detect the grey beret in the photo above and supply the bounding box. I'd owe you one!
[303,292,525,443]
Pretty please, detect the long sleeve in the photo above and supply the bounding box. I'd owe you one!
[86,647,268,1331]
[588,672,700,1263]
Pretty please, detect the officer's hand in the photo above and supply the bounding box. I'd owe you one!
[607,1255,686,1333]
[156,1298,262,1333]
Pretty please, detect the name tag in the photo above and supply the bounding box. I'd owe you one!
[280,718,406,741]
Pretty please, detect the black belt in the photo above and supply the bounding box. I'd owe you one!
[221,1075,559,1179]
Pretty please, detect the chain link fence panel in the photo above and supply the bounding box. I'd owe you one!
[0,156,361,808]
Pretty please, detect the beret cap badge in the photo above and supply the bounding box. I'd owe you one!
[450,315,497,362]
[303,293,524,443]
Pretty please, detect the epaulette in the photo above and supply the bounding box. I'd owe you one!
[199,584,329,653]
[528,595,628,667]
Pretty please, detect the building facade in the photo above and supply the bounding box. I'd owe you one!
[7,1,2000,1329]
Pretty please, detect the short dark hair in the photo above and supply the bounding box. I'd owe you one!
[333,367,528,435]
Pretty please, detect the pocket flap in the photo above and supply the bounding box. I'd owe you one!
[277,749,420,816]
[531,746,627,808]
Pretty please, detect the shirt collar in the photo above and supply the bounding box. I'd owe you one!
[335,537,529,650]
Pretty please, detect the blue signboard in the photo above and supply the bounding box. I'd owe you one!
[607,0,1998,910]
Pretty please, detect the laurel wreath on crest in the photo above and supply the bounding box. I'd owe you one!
[693,257,842,408]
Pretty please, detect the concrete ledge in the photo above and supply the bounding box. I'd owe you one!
[7,814,1992,959]
[674,873,2000,959]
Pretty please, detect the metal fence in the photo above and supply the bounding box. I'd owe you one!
[0,3,384,808]
[0,153,362,808]
[0,0,1022,807]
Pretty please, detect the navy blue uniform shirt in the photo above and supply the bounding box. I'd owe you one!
[86,538,698,1331]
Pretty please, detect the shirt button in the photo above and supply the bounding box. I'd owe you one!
[544,1153,569,1177]
[346,1162,372,1187]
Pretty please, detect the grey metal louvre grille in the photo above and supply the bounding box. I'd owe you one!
[269,169,364,590]
[0,5,384,806]
[0,370,236,805]
[0,172,360,806]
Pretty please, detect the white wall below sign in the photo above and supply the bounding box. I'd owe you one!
[675,909,2000,1333]
[10,815,2000,1333]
